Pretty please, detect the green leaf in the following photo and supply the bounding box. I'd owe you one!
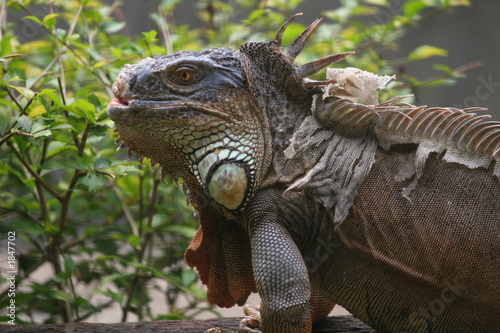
[0,35,13,57]
[32,129,51,138]
[49,290,70,302]
[16,115,32,132]
[11,86,35,100]
[181,269,198,287]
[30,121,52,138]
[94,156,111,170]
[43,13,59,30]
[409,45,448,62]
[44,224,60,236]
[68,99,96,121]
[104,21,126,34]
[39,89,62,106]
[0,161,8,175]
[142,30,158,44]
[87,93,102,110]
[41,154,93,172]
[404,1,428,18]
[23,15,43,26]
[433,63,453,74]
[0,97,18,110]
[279,23,306,46]
[30,121,48,134]
[64,255,75,277]
[89,124,108,137]
[159,0,182,11]
[79,173,108,192]
[364,0,389,5]
[29,104,47,117]
[94,289,124,304]
[75,296,100,313]
[126,234,141,248]
[0,109,13,135]
[245,9,268,23]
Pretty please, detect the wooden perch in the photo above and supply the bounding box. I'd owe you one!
[2,315,375,332]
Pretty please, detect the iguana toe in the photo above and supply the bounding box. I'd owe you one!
[238,304,262,333]
[205,305,261,333]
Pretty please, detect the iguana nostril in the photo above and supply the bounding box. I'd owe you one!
[113,76,124,97]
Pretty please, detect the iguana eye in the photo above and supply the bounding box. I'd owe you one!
[174,67,197,84]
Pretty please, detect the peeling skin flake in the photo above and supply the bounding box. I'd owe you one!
[323,67,395,105]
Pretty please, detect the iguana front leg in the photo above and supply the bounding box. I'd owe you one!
[248,215,312,332]
[207,188,333,333]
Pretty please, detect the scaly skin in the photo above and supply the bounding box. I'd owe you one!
[108,14,500,332]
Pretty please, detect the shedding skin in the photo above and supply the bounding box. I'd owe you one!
[108,14,500,333]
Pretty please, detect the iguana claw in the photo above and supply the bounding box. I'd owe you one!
[238,304,262,333]
[205,304,262,333]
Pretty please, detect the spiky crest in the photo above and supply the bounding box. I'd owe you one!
[267,15,499,162]
[316,96,500,158]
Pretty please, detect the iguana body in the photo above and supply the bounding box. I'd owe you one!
[107,14,500,332]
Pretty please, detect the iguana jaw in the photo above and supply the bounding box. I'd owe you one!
[107,98,234,122]
[108,86,261,211]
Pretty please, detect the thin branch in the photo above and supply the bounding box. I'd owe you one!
[4,86,23,110]
[121,275,140,322]
[12,1,111,89]
[1,54,23,59]
[68,274,80,322]
[122,169,161,321]
[113,186,139,236]
[6,141,63,202]
[75,299,115,322]
[96,170,116,179]
[0,89,38,146]
[78,123,91,157]
[0,206,45,229]
[157,5,173,55]
[83,7,114,96]
[142,176,160,261]
[48,242,73,322]
[14,129,34,137]
[57,73,67,106]
[89,0,121,42]
[27,53,62,91]
[0,0,6,41]
[33,172,49,224]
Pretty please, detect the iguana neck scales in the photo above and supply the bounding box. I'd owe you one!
[108,13,500,333]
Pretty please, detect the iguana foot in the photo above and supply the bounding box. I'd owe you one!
[205,304,262,333]
[238,304,262,332]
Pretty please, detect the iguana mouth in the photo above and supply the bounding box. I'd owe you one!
[107,98,233,122]
[109,97,128,106]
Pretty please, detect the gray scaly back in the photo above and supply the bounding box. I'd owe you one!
[246,14,500,226]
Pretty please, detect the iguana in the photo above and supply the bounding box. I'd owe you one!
[107,14,500,333]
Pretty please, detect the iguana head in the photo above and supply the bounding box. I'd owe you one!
[108,47,260,211]
[107,13,351,212]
